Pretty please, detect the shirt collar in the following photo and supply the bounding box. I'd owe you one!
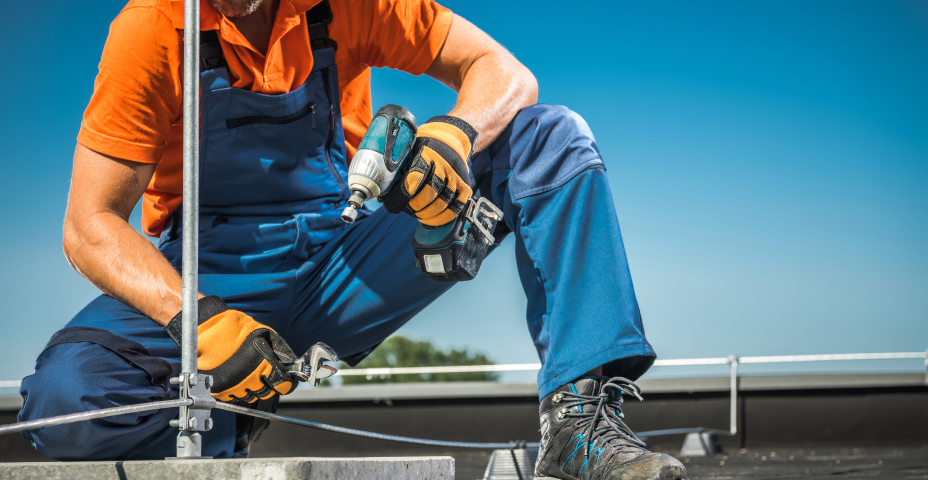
[168,0,323,30]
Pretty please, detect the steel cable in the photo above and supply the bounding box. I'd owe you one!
[216,404,721,447]
[0,399,192,436]
[215,403,540,449]
[0,398,721,448]
[0,398,538,449]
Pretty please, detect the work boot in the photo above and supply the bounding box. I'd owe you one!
[534,377,687,480]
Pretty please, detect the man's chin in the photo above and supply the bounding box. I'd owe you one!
[208,0,263,17]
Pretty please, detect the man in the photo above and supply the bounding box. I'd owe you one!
[18,0,687,478]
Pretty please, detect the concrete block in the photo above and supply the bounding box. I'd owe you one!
[0,456,454,479]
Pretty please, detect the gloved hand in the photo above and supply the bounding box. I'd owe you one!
[381,116,478,226]
[165,296,299,403]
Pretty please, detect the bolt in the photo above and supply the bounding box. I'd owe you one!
[204,376,213,389]
[170,376,182,385]
[188,417,197,430]
[188,374,198,387]
[204,418,213,431]
[169,419,180,428]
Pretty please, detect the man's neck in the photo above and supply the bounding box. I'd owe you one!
[227,0,280,57]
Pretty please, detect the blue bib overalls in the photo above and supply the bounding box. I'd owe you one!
[18,27,656,461]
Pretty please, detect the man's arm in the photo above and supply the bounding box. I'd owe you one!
[63,144,305,401]
[425,14,538,152]
[379,14,537,224]
[63,144,185,326]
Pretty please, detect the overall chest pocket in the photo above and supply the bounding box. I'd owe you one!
[198,79,343,210]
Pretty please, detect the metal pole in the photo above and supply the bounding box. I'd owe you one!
[181,0,200,378]
[178,0,202,458]
[728,355,738,436]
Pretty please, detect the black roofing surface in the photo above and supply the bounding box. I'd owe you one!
[677,446,928,480]
[450,446,928,479]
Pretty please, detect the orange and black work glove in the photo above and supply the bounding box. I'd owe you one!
[380,116,478,226]
[165,296,300,403]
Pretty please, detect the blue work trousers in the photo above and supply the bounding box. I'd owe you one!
[19,104,654,460]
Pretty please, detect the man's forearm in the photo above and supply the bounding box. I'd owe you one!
[64,143,188,327]
[447,51,537,152]
[64,211,184,326]
[425,14,538,153]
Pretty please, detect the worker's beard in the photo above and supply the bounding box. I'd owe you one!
[209,0,263,17]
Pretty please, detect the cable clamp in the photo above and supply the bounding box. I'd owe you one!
[169,373,214,432]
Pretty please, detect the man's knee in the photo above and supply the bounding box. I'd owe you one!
[516,104,591,134]
[502,104,604,200]
[19,342,174,460]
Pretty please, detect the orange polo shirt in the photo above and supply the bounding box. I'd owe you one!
[77,0,452,236]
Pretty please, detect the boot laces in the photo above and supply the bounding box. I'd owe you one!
[560,377,648,456]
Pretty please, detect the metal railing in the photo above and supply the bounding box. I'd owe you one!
[0,350,925,446]
[335,351,928,378]
[4,351,925,390]
[334,350,928,436]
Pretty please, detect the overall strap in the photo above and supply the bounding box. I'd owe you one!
[307,0,338,110]
[200,30,227,71]
[307,0,337,51]
[199,29,232,92]
[44,327,173,386]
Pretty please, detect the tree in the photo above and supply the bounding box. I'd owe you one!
[340,335,499,385]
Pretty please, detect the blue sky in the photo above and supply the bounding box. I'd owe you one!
[0,0,925,384]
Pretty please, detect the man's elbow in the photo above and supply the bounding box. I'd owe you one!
[484,47,538,108]
[62,214,87,278]
[521,66,539,106]
[499,47,537,108]
[506,58,538,111]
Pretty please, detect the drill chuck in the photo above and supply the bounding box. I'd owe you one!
[340,188,372,224]
[340,206,359,223]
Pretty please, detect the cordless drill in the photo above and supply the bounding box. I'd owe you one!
[340,105,503,282]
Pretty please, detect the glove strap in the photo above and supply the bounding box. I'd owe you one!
[425,115,478,158]
[164,295,231,346]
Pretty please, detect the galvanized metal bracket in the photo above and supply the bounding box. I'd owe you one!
[170,373,215,432]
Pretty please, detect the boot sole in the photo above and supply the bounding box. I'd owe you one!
[534,464,688,480]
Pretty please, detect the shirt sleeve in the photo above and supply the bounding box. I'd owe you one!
[333,0,453,75]
[77,5,183,164]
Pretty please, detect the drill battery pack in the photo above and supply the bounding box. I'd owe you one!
[412,197,504,282]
